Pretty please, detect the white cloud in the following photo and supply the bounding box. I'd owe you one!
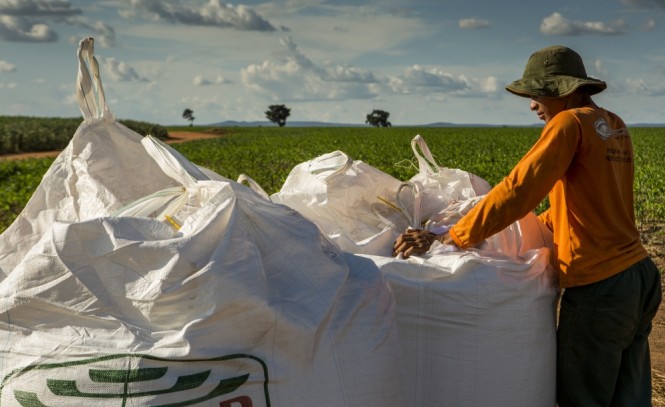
[67,18,117,47]
[240,36,379,101]
[594,59,608,76]
[101,57,149,82]
[0,0,115,44]
[123,0,279,31]
[477,76,500,93]
[540,12,625,35]
[0,0,82,17]
[386,65,499,97]
[193,75,211,86]
[215,74,230,84]
[458,18,490,29]
[0,14,57,41]
[0,59,16,72]
[240,36,501,104]
[625,77,665,96]
[324,64,377,83]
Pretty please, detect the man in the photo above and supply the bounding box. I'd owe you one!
[393,45,662,406]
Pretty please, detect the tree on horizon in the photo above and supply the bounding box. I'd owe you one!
[182,108,195,127]
[366,109,391,127]
[265,104,291,127]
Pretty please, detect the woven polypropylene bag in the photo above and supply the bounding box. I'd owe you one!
[363,200,558,407]
[0,38,407,407]
[271,150,411,256]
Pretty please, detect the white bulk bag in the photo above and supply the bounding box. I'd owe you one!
[363,200,558,407]
[397,135,492,227]
[270,150,411,256]
[0,182,407,407]
[0,38,182,279]
[0,38,407,407]
[269,135,493,257]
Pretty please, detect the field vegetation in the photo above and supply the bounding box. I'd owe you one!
[1,125,664,238]
[0,116,168,155]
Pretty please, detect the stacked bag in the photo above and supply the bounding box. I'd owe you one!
[0,38,406,407]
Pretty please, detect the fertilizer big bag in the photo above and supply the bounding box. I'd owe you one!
[254,138,558,406]
[0,38,406,407]
[269,135,491,256]
[365,198,558,407]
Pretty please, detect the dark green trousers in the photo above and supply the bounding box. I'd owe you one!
[557,257,662,407]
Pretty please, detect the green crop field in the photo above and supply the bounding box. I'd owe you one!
[1,126,664,241]
[0,116,169,154]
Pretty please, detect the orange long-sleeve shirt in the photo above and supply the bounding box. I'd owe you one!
[449,106,648,288]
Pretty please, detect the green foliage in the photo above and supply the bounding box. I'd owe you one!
[366,110,392,127]
[119,119,169,140]
[173,127,540,195]
[0,158,55,229]
[0,116,80,153]
[0,116,169,154]
[631,127,665,228]
[265,105,291,127]
[182,108,195,126]
[1,126,664,238]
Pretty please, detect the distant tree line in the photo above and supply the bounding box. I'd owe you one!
[183,106,393,128]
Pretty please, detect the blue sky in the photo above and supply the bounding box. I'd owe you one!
[1,0,664,126]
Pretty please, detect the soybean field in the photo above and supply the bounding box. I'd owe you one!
[1,126,664,240]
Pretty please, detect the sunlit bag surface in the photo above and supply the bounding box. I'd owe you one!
[0,38,406,407]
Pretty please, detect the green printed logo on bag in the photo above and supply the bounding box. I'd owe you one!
[0,354,270,407]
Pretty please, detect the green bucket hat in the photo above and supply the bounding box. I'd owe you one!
[506,45,607,98]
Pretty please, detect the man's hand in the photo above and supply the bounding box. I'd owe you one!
[392,229,448,258]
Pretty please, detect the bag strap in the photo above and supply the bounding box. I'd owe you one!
[76,37,107,120]
[307,150,354,179]
[396,181,423,229]
[142,135,210,187]
[237,174,271,201]
[411,135,441,176]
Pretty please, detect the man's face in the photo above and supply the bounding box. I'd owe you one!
[529,95,568,123]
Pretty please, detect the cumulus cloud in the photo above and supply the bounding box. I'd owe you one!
[458,18,490,29]
[387,65,499,97]
[67,18,116,47]
[215,74,230,84]
[124,0,279,31]
[101,57,149,82]
[0,0,114,44]
[0,0,82,17]
[540,12,625,35]
[0,14,57,41]
[241,36,500,102]
[240,36,378,101]
[193,75,211,86]
[0,59,16,72]
[324,64,378,83]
